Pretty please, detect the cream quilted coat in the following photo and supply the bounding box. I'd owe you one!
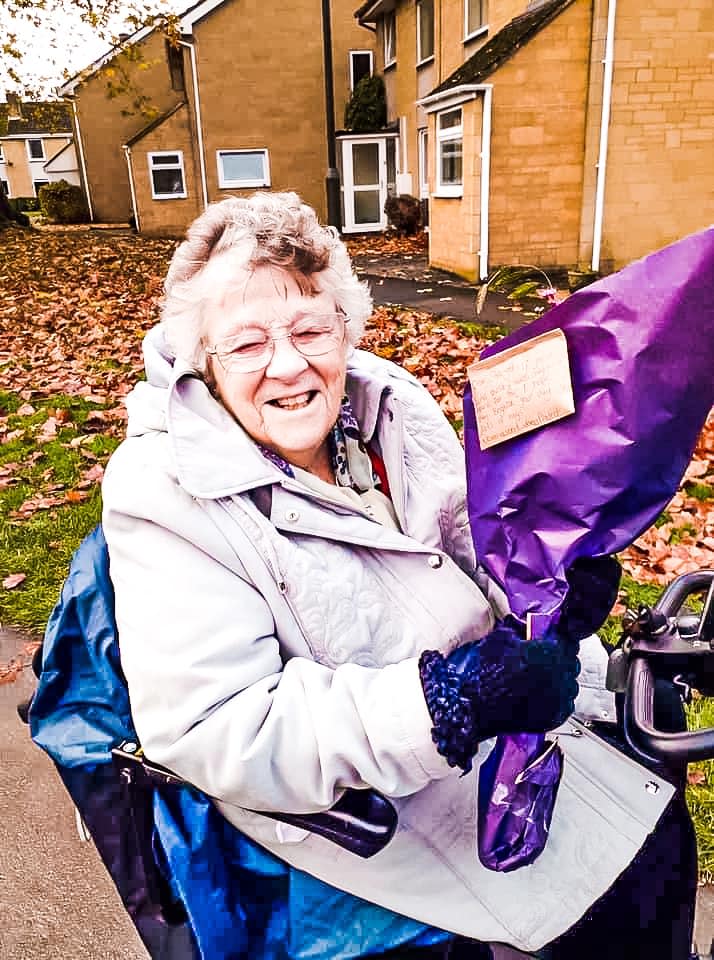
[102,328,673,952]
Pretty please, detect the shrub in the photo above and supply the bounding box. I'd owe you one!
[10,196,40,214]
[344,74,387,133]
[384,194,422,236]
[38,180,89,224]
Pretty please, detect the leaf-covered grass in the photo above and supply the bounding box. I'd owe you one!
[0,395,118,633]
[0,492,103,633]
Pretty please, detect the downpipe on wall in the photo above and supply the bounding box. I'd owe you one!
[177,38,209,213]
[591,0,617,273]
[122,145,140,232]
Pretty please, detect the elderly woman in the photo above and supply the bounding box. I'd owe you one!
[102,192,696,960]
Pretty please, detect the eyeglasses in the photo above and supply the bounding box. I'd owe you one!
[206,313,349,374]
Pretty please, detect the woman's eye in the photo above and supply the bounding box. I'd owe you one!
[293,329,323,342]
[230,339,268,356]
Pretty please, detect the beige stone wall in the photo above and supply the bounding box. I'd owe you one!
[487,0,591,269]
[438,0,529,82]
[131,105,201,237]
[595,0,714,269]
[375,0,539,220]
[430,0,591,278]
[187,0,367,222]
[72,31,183,223]
[331,0,377,131]
[429,97,483,281]
[0,135,71,197]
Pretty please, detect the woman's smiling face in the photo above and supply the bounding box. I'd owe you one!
[203,261,348,482]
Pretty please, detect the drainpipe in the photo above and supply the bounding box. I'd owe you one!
[122,145,140,232]
[177,38,208,211]
[71,99,94,222]
[478,85,493,282]
[591,0,617,272]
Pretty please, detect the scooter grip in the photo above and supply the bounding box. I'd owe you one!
[624,656,714,763]
[261,787,398,859]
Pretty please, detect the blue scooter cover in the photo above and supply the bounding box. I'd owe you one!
[28,525,448,960]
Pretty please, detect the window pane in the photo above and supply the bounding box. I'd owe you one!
[221,151,265,183]
[352,143,379,186]
[467,0,484,34]
[440,141,462,185]
[152,169,185,195]
[0,180,8,196]
[351,52,372,89]
[152,154,180,167]
[418,0,434,60]
[439,109,461,131]
[354,190,381,224]
[28,139,44,159]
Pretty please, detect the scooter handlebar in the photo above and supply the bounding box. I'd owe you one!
[623,570,714,763]
[624,655,714,763]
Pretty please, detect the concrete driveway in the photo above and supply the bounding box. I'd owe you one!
[0,627,148,960]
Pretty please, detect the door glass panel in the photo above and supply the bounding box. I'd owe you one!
[354,190,381,224]
[352,143,379,186]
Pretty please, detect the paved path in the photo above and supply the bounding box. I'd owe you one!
[0,627,148,960]
[363,273,525,329]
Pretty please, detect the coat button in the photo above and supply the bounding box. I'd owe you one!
[285,509,299,522]
[427,554,443,569]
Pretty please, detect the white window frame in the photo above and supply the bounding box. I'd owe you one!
[148,151,187,200]
[464,0,487,41]
[436,107,463,198]
[26,138,45,161]
[0,145,4,162]
[349,50,374,91]
[33,179,50,198]
[0,179,9,197]
[418,128,429,199]
[216,149,270,189]
[383,10,396,67]
[417,0,434,65]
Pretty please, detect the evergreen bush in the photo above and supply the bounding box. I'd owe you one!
[344,75,387,133]
[38,180,89,224]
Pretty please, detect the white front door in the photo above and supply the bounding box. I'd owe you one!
[341,138,388,233]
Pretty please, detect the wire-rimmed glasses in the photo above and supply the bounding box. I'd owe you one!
[205,313,349,374]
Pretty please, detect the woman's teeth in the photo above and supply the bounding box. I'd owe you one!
[272,392,313,410]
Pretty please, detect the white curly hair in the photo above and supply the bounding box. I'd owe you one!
[161,192,373,373]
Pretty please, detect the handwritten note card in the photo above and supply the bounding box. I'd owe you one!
[467,328,575,450]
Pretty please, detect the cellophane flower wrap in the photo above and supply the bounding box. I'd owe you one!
[464,228,714,872]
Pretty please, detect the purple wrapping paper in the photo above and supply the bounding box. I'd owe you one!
[464,227,714,636]
[477,734,563,873]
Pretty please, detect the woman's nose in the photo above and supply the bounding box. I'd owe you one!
[264,333,309,378]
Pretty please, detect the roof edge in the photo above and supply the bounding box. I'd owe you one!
[417,84,489,113]
[123,100,187,147]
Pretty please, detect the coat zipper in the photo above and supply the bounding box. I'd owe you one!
[213,497,317,657]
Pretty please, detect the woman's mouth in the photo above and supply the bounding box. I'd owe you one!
[268,391,316,410]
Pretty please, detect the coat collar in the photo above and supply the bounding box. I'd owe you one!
[166,351,395,499]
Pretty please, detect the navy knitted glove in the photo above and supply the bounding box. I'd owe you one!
[419,616,580,772]
[559,555,621,640]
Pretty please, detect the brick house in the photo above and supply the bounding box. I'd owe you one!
[0,99,80,201]
[356,0,714,279]
[61,0,376,236]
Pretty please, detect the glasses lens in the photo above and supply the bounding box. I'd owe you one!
[291,314,345,357]
[219,333,272,372]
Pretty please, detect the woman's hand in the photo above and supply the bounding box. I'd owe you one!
[419,617,580,772]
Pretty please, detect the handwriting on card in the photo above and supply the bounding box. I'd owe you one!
[468,329,575,449]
